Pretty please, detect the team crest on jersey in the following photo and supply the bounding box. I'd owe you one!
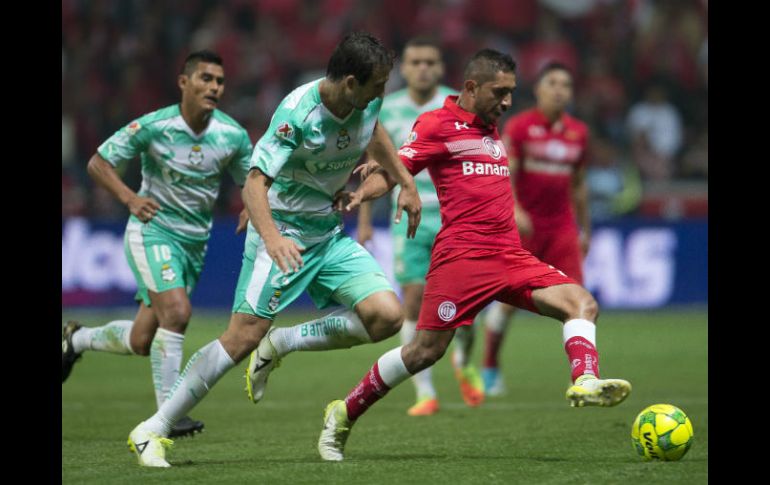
[126,121,141,136]
[268,290,282,312]
[398,147,418,159]
[188,145,204,165]
[405,131,418,145]
[160,264,176,283]
[438,301,457,322]
[336,128,350,149]
[565,130,579,141]
[482,136,502,159]
[276,122,294,140]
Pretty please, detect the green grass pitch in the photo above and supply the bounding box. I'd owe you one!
[62,307,707,484]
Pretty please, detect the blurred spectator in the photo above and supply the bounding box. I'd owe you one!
[680,131,707,179]
[62,0,707,221]
[626,82,684,181]
[586,135,642,221]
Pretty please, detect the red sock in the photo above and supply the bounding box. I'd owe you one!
[344,362,391,421]
[564,336,600,383]
[483,328,505,369]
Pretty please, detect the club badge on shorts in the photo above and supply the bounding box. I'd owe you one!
[438,301,457,322]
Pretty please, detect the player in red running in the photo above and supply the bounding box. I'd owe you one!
[317,49,631,461]
[481,62,592,397]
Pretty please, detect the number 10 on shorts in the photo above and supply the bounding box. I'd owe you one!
[152,245,172,262]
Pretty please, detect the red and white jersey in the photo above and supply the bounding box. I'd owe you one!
[398,95,521,260]
[502,108,588,230]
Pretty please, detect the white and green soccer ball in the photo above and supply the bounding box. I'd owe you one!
[631,404,694,461]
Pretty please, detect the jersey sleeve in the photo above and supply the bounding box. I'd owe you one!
[96,115,154,167]
[250,105,302,178]
[228,129,253,186]
[397,114,446,175]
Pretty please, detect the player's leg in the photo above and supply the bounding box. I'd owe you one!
[245,234,399,402]
[318,327,456,461]
[523,280,630,407]
[318,250,500,460]
[481,301,516,395]
[128,311,271,467]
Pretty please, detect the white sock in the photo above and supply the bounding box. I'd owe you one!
[484,303,511,334]
[269,308,371,357]
[452,323,475,368]
[142,339,235,436]
[377,346,411,388]
[401,319,436,400]
[562,319,597,347]
[71,320,134,355]
[150,328,185,409]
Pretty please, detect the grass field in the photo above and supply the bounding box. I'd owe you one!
[62,307,708,484]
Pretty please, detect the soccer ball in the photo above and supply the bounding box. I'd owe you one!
[631,404,694,461]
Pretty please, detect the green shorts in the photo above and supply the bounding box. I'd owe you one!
[124,219,206,306]
[392,206,441,285]
[232,230,394,319]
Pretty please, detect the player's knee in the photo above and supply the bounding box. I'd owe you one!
[567,288,599,321]
[157,301,191,333]
[130,334,153,356]
[365,307,403,342]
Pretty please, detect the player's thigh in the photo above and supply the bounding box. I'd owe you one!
[418,249,505,331]
[123,221,200,307]
[498,249,581,320]
[231,230,321,320]
[310,233,395,312]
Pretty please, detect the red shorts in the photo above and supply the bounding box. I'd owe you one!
[417,247,577,331]
[521,226,583,284]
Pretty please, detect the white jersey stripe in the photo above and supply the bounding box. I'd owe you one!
[126,221,158,292]
[245,236,275,311]
[523,158,574,175]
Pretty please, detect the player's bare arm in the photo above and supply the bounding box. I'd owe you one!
[235,187,249,234]
[571,163,591,255]
[365,122,421,238]
[243,169,304,273]
[86,153,160,223]
[504,145,532,237]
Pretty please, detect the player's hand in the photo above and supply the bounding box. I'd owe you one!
[235,208,249,234]
[580,231,591,257]
[395,183,421,239]
[264,236,305,274]
[357,223,374,245]
[515,208,533,237]
[353,160,381,180]
[333,190,364,213]
[128,195,161,223]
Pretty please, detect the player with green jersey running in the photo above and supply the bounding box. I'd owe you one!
[357,38,484,416]
[61,51,253,438]
[127,32,422,467]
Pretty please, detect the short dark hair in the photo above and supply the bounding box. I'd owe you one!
[535,61,572,84]
[181,50,223,75]
[326,32,395,84]
[403,36,443,57]
[463,49,517,85]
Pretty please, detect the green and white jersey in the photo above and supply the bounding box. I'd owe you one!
[98,104,252,243]
[380,85,456,209]
[251,78,383,247]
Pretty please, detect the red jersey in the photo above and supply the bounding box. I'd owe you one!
[502,108,589,230]
[398,96,520,260]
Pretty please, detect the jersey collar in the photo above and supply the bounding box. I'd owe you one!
[444,95,489,128]
[533,108,566,133]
